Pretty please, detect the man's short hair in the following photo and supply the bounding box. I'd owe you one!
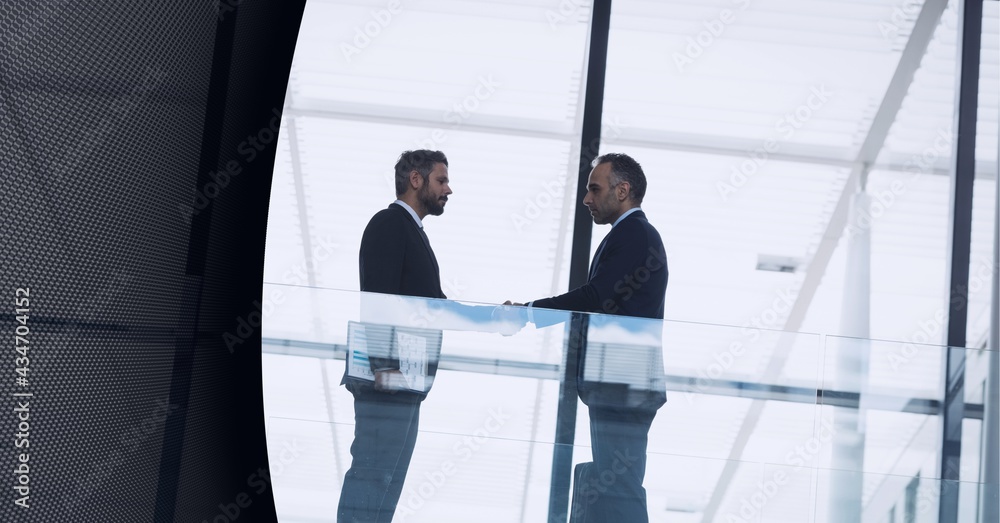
[395,150,448,196]
[594,152,646,204]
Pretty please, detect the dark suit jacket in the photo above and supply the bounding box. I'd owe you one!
[530,210,668,410]
[532,210,667,319]
[350,203,446,396]
[359,203,446,300]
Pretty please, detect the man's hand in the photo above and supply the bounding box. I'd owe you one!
[502,300,525,307]
[374,369,408,392]
[493,303,527,336]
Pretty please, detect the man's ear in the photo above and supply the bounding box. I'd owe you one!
[409,170,424,191]
[617,181,631,202]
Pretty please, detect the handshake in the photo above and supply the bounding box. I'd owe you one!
[491,300,528,337]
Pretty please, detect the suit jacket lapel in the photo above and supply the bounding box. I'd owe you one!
[589,235,610,282]
[587,211,645,282]
[417,226,441,276]
[391,203,442,277]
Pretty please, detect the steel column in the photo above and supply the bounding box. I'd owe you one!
[939,1,983,521]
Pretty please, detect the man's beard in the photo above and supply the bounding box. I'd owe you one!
[419,185,446,216]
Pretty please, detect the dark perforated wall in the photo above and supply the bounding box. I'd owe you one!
[0,1,306,521]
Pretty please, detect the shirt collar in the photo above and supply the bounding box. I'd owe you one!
[613,207,641,228]
[392,200,423,229]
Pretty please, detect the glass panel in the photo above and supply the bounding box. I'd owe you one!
[801,466,986,523]
[262,286,992,522]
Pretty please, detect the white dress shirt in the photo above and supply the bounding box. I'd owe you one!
[392,199,423,229]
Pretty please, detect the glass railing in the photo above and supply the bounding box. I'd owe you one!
[260,284,996,523]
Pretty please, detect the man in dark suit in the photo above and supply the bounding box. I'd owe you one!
[338,149,452,523]
[510,153,667,522]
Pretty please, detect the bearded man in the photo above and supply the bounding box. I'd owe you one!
[338,149,453,522]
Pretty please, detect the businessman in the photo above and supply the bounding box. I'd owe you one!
[511,153,667,522]
[338,150,452,523]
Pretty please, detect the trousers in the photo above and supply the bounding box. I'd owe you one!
[337,384,423,523]
[570,406,656,523]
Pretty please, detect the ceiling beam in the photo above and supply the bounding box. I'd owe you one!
[697,1,951,520]
[286,100,998,179]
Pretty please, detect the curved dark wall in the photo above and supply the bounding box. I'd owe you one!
[0,1,307,521]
